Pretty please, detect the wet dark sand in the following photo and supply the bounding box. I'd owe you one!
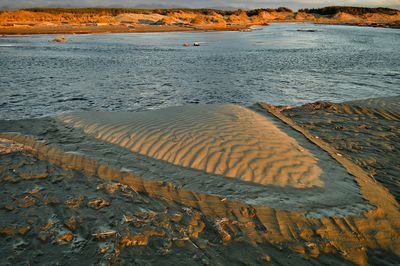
[284,96,400,201]
[0,96,399,265]
[1,145,355,266]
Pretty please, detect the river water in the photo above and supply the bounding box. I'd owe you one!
[0,23,399,119]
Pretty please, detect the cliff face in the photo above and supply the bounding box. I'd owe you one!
[0,8,399,30]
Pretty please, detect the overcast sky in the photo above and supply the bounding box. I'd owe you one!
[2,0,399,10]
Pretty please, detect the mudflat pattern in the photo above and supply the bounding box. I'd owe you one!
[285,99,400,200]
[61,105,322,188]
[0,137,364,266]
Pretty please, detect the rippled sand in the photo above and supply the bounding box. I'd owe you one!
[61,105,322,188]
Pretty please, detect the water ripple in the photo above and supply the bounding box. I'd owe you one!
[0,23,399,120]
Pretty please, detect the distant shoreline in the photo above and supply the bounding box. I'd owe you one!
[0,24,253,35]
[1,6,399,35]
[1,22,399,36]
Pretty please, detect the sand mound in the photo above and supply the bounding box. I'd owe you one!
[115,13,166,24]
[258,11,293,21]
[333,12,360,22]
[364,12,400,23]
[61,105,322,188]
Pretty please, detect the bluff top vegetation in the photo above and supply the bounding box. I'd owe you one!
[299,6,399,16]
[1,6,398,28]
[8,6,399,16]
[12,7,294,17]
[1,6,398,17]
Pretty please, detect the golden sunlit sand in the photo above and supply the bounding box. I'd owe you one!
[61,105,323,188]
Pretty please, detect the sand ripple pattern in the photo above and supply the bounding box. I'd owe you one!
[61,105,322,188]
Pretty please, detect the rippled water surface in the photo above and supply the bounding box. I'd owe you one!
[0,23,399,119]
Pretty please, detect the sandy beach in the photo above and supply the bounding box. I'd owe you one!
[0,24,253,35]
[0,96,399,265]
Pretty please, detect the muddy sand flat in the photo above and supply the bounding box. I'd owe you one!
[0,97,399,265]
[284,95,400,200]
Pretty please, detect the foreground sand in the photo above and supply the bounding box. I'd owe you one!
[0,96,399,265]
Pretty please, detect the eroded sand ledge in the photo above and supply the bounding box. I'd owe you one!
[0,101,399,265]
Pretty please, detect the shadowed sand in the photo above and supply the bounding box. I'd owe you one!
[61,105,322,188]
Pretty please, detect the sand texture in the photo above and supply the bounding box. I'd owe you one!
[284,96,400,201]
[1,98,400,265]
[61,105,322,188]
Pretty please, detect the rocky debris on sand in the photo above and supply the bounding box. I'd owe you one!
[0,150,244,265]
[17,195,36,208]
[18,226,30,236]
[0,138,32,154]
[96,182,122,194]
[119,227,165,247]
[64,216,78,231]
[92,230,117,239]
[57,232,74,243]
[214,217,232,242]
[0,226,16,236]
[87,199,110,209]
[65,196,84,209]
[262,255,271,262]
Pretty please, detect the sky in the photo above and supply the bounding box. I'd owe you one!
[1,0,399,10]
